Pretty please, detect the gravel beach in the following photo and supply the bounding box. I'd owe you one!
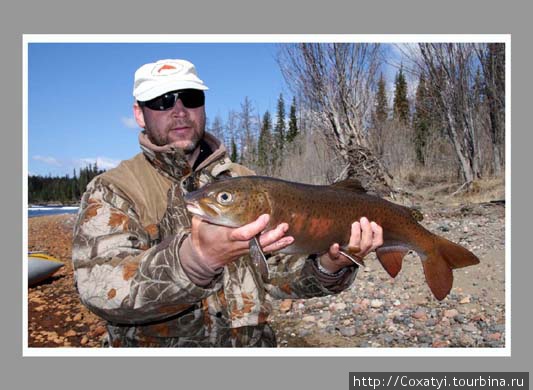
[27,199,506,349]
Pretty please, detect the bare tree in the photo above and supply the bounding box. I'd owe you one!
[238,97,258,167]
[476,43,505,176]
[410,43,484,185]
[208,114,225,144]
[277,43,393,194]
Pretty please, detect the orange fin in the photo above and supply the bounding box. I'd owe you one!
[331,179,367,193]
[376,247,409,277]
[422,235,480,300]
[422,253,454,301]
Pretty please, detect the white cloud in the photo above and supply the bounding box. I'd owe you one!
[121,116,138,129]
[77,157,120,171]
[33,155,62,166]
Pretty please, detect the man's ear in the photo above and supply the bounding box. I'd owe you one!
[133,102,146,128]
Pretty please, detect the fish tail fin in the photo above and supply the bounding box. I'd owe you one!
[421,236,480,300]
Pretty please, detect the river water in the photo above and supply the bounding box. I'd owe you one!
[28,206,79,218]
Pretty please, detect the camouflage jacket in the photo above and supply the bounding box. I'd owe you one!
[72,132,358,347]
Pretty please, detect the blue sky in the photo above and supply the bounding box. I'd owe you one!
[27,42,293,177]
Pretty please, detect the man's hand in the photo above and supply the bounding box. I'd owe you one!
[318,217,383,274]
[183,214,294,271]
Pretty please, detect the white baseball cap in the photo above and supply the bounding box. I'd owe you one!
[133,59,208,102]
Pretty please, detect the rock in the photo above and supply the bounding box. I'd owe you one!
[352,304,364,314]
[486,332,501,341]
[459,296,471,304]
[331,302,347,312]
[64,330,77,337]
[80,336,89,345]
[339,326,357,337]
[93,325,106,337]
[459,334,476,346]
[279,299,293,313]
[432,340,449,348]
[73,313,83,322]
[302,315,316,323]
[438,224,450,232]
[463,324,478,333]
[425,318,438,327]
[411,309,427,321]
[320,312,332,321]
[444,309,459,318]
[370,299,383,308]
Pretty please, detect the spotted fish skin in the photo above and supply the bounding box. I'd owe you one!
[184,176,480,300]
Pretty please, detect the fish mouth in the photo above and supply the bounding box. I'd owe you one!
[185,201,219,218]
[185,201,239,228]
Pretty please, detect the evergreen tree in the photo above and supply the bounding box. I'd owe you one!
[27,163,106,204]
[257,110,273,170]
[370,73,389,158]
[413,74,431,165]
[286,97,299,143]
[393,66,409,124]
[273,93,286,165]
[374,73,389,125]
[230,137,238,162]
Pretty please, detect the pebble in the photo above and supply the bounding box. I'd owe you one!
[412,309,428,320]
[486,332,501,341]
[279,299,293,313]
[444,309,459,318]
[432,340,449,348]
[339,326,357,337]
[331,302,347,312]
[64,330,77,337]
[370,299,383,308]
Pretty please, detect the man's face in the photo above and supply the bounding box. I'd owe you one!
[134,91,206,153]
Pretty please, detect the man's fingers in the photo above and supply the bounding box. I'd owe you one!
[328,243,341,259]
[348,221,362,249]
[359,217,373,252]
[370,221,384,250]
[259,222,289,246]
[262,236,294,253]
[230,214,270,241]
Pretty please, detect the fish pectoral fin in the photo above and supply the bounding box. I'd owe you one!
[376,246,410,278]
[339,249,365,267]
[249,236,269,280]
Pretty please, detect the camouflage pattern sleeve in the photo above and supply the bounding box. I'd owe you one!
[262,253,358,300]
[72,177,223,325]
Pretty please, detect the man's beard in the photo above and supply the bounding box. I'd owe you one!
[147,127,204,153]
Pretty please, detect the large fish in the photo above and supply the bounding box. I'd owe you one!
[184,176,480,300]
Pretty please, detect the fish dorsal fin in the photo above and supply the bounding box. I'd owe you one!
[331,179,367,193]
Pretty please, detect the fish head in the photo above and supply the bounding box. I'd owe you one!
[183,178,272,228]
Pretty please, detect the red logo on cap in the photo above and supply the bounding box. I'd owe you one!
[157,64,176,73]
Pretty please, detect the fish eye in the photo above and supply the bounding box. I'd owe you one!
[216,191,233,204]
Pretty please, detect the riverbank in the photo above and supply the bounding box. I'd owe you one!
[27,198,506,349]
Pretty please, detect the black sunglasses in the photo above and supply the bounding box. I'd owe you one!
[139,89,205,111]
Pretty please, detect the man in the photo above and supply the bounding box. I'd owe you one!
[72,59,383,347]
